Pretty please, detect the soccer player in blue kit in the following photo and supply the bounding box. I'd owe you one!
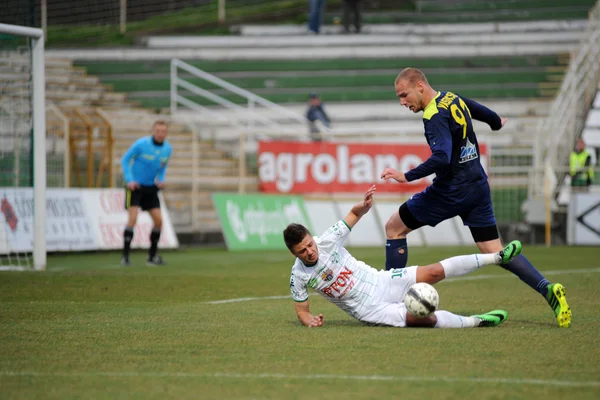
[380,68,571,328]
[120,120,172,266]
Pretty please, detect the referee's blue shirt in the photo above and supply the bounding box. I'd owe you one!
[121,136,172,185]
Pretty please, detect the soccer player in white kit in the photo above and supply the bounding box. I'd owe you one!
[285,185,522,328]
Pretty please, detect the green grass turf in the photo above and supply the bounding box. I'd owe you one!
[1,246,599,399]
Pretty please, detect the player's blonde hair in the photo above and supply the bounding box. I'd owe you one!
[152,120,168,128]
[394,68,429,87]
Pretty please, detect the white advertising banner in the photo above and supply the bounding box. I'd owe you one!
[0,188,96,252]
[0,188,178,254]
[82,188,178,250]
[568,192,600,245]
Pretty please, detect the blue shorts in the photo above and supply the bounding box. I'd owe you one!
[406,182,496,228]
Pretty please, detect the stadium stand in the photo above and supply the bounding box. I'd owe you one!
[0,53,244,233]
[582,88,600,168]
[33,0,600,235]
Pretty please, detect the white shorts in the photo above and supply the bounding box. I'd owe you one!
[359,266,418,328]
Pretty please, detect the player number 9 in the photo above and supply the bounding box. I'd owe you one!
[450,99,472,139]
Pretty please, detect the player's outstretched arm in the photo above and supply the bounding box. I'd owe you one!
[343,185,376,230]
[294,300,324,328]
[459,95,505,130]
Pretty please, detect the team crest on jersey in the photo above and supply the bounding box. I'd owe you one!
[321,268,334,282]
[331,251,341,264]
[459,138,478,164]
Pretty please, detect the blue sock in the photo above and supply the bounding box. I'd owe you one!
[501,255,550,297]
[385,238,408,270]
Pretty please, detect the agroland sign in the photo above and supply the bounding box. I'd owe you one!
[258,141,487,194]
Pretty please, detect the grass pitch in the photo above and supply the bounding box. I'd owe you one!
[1,246,599,399]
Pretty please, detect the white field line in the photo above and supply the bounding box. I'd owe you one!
[0,371,598,388]
[202,267,600,304]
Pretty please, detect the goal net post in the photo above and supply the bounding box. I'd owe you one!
[0,23,46,271]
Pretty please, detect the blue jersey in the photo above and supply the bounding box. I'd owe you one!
[404,91,502,192]
[121,136,172,185]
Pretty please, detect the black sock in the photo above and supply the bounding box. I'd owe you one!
[149,228,161,259]
[385,238,408,270]
[123,227,134,257]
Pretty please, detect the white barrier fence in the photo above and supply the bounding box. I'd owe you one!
[0,188,179,254]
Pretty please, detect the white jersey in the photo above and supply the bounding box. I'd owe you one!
[289,220,383,320]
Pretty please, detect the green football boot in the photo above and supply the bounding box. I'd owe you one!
[497,240,522,265]
[546,283,571,328]
[472,310,508,327]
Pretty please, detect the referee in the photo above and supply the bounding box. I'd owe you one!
[120,120,172,266]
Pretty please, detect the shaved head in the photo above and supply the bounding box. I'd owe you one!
[394,68,429,87]
[393,68,436,113]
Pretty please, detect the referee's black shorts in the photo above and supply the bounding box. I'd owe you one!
[125,185,161,211]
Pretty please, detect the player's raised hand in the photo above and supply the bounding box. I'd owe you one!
[308,313,324,328]
[363,184,376,209]
[380,168,407,183]
[500,117,508,128]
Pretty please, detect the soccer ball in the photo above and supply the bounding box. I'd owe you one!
[404,282,439,318]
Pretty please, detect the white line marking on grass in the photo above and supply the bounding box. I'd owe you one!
[202,266,600,305]
[1,371,598,388]
[205,295,295,304]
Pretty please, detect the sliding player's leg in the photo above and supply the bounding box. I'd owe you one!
[414,240,521,285]
[405,309,507,328]
[363,300,507,328]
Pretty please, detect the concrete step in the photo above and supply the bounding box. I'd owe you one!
[234,20,587,36]
[167,164,238,176]
[166,174,258,189]
[176,99,551,128]
[46,89,127,102]
[46,42,577,61]
[144,31,583,49]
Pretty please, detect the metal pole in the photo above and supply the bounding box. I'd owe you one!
[191,131,198,229]
[218,0,226,23]
[41,0,47,42]
[238,132,246,193]
[32,35,47,271]
[120,0,127,34]
[170,59,177,115]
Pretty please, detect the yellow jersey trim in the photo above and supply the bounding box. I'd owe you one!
[423,92,441,121]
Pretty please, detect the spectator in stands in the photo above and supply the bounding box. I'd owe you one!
[306,92,331,141]
[308,0,327,34]
[343,0,362,33]
[570,138,595,191]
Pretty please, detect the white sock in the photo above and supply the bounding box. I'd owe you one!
[434,310,479,328]
[440,253,498,278]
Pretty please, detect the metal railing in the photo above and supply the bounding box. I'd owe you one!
[533,0,600,199]
[170,58,307,135]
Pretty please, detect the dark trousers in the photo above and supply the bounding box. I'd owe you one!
[343,0,361,33]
